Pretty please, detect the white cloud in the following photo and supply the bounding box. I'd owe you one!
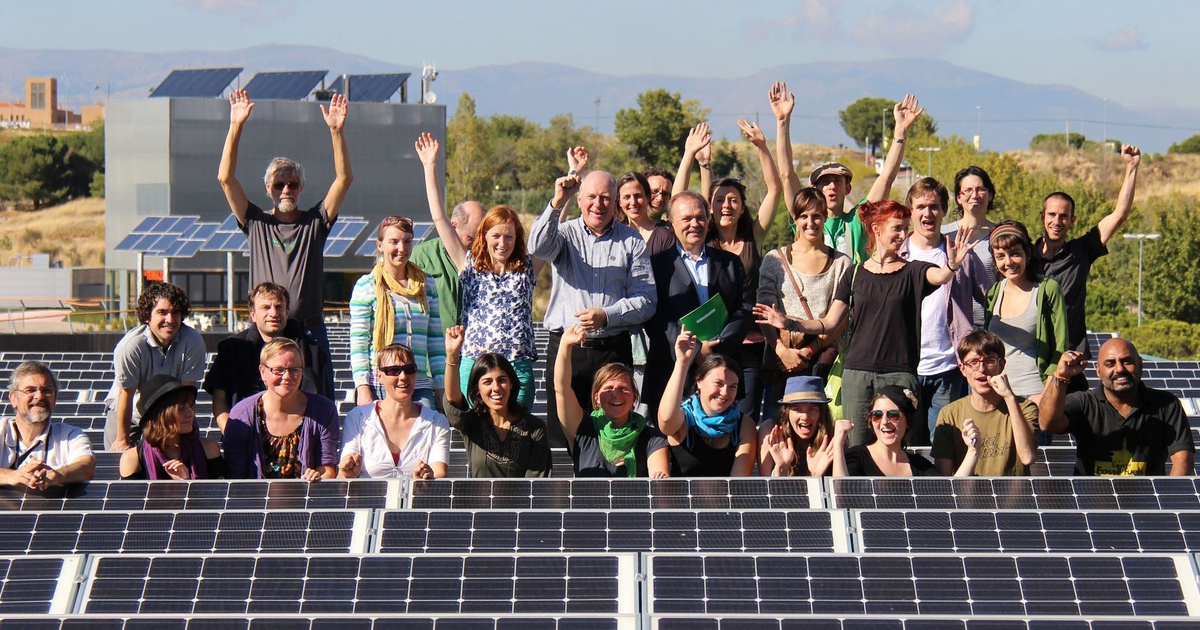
[176,0,294,24]
[745,0,844,43]
[853,0,976,56]
[1097,26,1146,51]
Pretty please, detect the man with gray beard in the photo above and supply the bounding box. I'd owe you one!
[0,362,94,489]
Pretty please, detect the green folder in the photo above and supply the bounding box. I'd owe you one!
[679,294,728,342]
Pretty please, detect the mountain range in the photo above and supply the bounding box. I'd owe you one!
[2,44,1197,153]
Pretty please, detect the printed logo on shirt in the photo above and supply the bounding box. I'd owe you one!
[269,236,297,252]
[1093,439,1147,476]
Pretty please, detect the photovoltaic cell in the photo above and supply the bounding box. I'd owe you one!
[354,221,435,256]
[0,555,81,614]
[149,68,242,99]
[0,510,367,555]
[328,73,411,102]
[376,509,847,554]
[200,215,248,253]
[80,553,636,615]
[646,553,1200,617]
[826,476,1200,511]
[407,478,823,510]
[113,216,199,253]
[0,480,398,512]
[161,221,219,258]
[323,216,368,257]
[244,70,327,101]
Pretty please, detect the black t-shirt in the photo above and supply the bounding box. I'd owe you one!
[1035,226,1107,355]
[1063,384,1195,476]
[572,417,668,477]
[203,319,328,404]
[843,444,940,476]
[669,422,744,477]
[834,261,936,373]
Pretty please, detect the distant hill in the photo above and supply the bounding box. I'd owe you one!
[2,45,1198,153]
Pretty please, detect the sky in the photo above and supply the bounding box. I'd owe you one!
[0,0,1191,110]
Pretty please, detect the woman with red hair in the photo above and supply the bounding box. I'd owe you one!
[755,199,976,445]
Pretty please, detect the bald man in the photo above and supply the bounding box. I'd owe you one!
[411,200,485,332]
[1040,338,1194,476]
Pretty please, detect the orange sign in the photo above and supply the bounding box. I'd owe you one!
[143,270,163,282]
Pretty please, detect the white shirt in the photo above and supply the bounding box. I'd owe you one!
[0,417,93,470]
[341,402,450,479]
[906,238,958,375]
[677,244,710,305]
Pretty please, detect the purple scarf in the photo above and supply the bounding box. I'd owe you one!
[142,433,209,480]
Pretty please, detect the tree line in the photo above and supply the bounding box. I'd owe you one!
[0,124,105,209]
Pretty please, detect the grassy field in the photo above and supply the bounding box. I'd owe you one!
[0,198,106,267]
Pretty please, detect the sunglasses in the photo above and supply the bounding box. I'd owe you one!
[378,363,418,377]
[868,409,903,421]
[272,180,301,192]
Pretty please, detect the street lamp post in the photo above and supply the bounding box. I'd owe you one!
[918,146,941,179]
[1123,233,1161,326]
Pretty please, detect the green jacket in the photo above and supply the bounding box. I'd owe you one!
[984,277,1069,380]
[411,237,461,331]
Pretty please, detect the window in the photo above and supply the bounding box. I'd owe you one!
[30,83,46,110]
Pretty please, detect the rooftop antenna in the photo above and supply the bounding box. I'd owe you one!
[421,61,438,104]
[594,96,601,130]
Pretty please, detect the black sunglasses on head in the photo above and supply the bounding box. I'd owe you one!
[378,363,418,377]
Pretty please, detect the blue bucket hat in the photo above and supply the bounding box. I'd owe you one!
[778,375,831,405]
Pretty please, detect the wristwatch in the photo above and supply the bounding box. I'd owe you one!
[567,169,579,177]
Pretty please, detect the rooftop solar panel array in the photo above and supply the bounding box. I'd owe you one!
[149,68,242,99]
[0,480,398,512]
[243,70,328,100]
[328,73,411,102]
[827,476,1200,510]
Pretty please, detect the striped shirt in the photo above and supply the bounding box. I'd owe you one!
[349,274,445,392]
[528,202,656,336]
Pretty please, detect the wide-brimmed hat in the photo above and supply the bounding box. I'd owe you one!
[809,162,853,185]
[778,375,832,405]
[136,374,196,425]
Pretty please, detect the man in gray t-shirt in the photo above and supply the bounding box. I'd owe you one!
[104,283,207,451]
[217,88,353,384]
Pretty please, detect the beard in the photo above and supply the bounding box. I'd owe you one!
[277,198,298,214]
[21,405,50,425]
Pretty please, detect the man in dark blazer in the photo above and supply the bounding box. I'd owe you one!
[642,191,753,421]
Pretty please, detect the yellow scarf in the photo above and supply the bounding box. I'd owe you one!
[372,262,427,354]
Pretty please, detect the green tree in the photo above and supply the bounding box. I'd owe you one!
[1030,132,1086,151]
[613,89,708,168]
[838,96,893,156]
[0,134,71,209]
[61,122,105,198]
[445,93,494,206]
[1168,134,1200,155]
[1144,198,1200,322]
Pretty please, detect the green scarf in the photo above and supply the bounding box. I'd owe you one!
[590,410,646,478]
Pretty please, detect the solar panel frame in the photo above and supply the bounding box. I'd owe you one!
[826,476,1200,511]
[149,68,242,99]
[0,615,639,629]
[328,73,411,102]
[0,480,400,512]
[200,215,249,253]
[243,70,328,101]
[0,510,370,555]
[407,478,824,510]
[375,509,850,554]
[650,617,1200,630]
[0,554,82,614]
[645,552,1200,617]
[78,552,638,616]
[323,216,368,257]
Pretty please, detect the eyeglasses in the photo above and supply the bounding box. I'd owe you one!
[264,366,303,378]
[272,180,302,192]
[868,409,903,421]
[959,187,989,197]
[962,357,1002,371]
[17,387,55,397]
[378,363,418,377]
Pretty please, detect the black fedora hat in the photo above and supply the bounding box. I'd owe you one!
[136,374,196,425]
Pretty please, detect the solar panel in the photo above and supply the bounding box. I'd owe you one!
[0,480,399,512]
[161,221,219,258]
[328,73,410,102]
[149,68,242,99]
[646,553,1200,617]
[376,509,848,554]
[354,221,435,256]
[244,70,327,100]
[0,510,369,555]
[0,555,81,614]
[113,216,199,253]
[825,477,1200,511]
[0,615,636,629]
[79,553,637,615]
[651,617,1200,630]
[201,214,248,253]
[407,478,823,510]
[323,216,368,257]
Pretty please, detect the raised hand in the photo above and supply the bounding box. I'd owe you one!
[833,418,853,447]
[415,132,440,167]
[445,325,465,358]
[674,326,698,363]
[551,173,581,209]
[338,453,363,479]
[696,141,712,167]
[1054,350,1087,380]
[766,425,797,476]
[769,81,795,122]
[228,89,255,125]
[562,324,587,347]
[1122,144,1142,168]
[738,119,766,146]
[684,123,711,156]
[961,417,981,452]
[988,373,1014,399]
[320,93,348,132]
[892,93,924,135]
[947,224,980,269]
[752,303,789,330]
[567,146,590,172]
[807,438,835,477]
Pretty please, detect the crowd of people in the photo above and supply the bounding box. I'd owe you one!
[2,84,1194,490]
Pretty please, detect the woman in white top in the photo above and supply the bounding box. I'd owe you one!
[338,343,450,479]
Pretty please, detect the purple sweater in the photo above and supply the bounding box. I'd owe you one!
[222,391,340,479]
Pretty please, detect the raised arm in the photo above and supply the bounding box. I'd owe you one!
[1097,145,1141,245]
[444,326,465,408]
[952,417,981,477]
[866,94,923,203]
[416,133,464,271]
[831,418,853,477]
[553,325,588,445]
[657,327,699,442]
[320,93,353,221]
[991,374,1038,467]
[672,123,711,198]
[738,119,782,242]
[528,174,581,261]
[770,81,802,212]
[1039,350,1086,434]
[925,226,979,286]
[217,89,254,225]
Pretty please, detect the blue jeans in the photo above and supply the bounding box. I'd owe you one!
[305,321,337,401]
[915,368,968,447]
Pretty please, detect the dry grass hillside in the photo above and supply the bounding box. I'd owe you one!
[0,198,106,267]
[1011,149,1200,200]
